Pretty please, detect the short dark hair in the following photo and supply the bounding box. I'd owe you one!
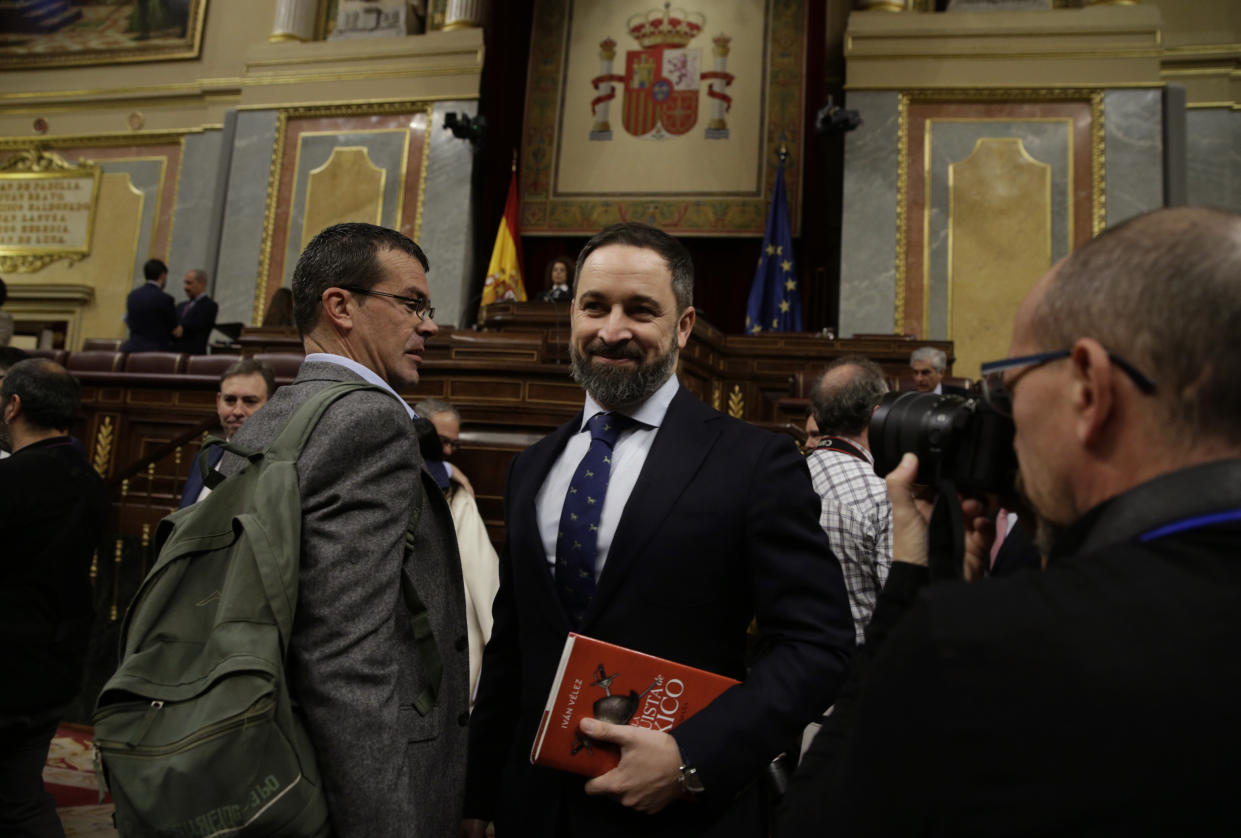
[0,276,7,307]
[810,355,889,437]
[1034,206,1241,446]
[575,222,694,312]
[292,223,430,336]
[0,346,29,372]
[144,259,168,282]
[220,358,276,399]
[1,358,80,432]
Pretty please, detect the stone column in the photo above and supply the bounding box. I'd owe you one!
[443,0,483,30]
[269,0,318,42]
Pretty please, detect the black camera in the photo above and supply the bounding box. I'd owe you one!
[869,392,1018,495]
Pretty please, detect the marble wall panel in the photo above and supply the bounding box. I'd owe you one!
[168,127,228,304]
[1186,108,1241,214]
[216,110,279,326]
[422,100,478,328]
[1103,89,1164,227]
[838,91,900,338]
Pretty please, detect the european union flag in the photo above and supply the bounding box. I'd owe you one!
[745,151,802,334]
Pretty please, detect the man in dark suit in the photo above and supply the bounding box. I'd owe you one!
[223,223,470,837]
[177,358,274,508]
[170,269,218,355]
[779,206,1241,835]
[0,359,108,836]
[120,258,175,353]
[463,222,853,837]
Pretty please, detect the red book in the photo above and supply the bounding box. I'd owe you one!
[529,633,740,777]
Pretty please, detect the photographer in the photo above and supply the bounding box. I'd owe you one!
[778,206,1241,835]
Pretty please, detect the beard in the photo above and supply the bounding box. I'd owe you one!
[570,332,679,409]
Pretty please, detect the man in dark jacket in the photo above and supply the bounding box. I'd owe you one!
[0,359,108,836]
[780,206,1241,835]
[120,258,175,352]
[170,269,218,355]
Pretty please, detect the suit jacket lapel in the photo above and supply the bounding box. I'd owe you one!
[584,389,722,625]
[514,414,583,629]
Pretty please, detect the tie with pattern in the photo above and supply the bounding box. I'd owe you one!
[555,411,636,626]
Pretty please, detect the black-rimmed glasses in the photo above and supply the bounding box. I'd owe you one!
[341,286,436,322]
[980,348,1156,416]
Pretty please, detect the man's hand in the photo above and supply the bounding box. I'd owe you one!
[581,717,684,814]
[884,452,994,580]
[459,818,489,838]
[451,466,475,497]
[171,325,184,338]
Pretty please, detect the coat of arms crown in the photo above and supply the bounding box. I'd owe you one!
[626,3,704,49]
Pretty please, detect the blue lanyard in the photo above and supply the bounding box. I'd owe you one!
[1140,509,1241,542]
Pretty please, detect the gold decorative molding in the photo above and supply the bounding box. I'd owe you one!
[1090,90,1105,235]
[711,380,722,412]
[93,416,115,476]
[254,101,434,323]
[300,146,386,249]
[728,386,744,419]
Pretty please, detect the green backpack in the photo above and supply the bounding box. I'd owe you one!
[93,382,441,837]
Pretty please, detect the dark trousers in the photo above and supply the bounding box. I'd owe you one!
[0,710,65,838]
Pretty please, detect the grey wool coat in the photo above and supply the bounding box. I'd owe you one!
[224,360,470,837]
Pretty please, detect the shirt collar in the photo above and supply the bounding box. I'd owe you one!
[579,374,680,432]
[303,352,415,419]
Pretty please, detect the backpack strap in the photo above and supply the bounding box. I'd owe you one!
[402,481,443,716]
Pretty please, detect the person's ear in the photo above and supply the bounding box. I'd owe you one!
[319,287,355,332]
[676,306,696,349]
[2,393,20,425]
[1068,338,1115,448]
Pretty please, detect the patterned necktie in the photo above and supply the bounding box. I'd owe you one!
[555,411,636,626]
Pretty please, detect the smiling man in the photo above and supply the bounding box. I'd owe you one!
[222,223,470,837]
[464,222,853,837]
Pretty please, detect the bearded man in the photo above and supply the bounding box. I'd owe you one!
[462,222,853,838]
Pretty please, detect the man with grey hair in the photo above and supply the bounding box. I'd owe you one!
[780,206,1241,834]
[171,268,218,355]
[910,346,966,395]
[806,356,892,647]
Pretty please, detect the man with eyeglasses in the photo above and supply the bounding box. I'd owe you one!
[221,223,470,837]
[778,206,1241,835]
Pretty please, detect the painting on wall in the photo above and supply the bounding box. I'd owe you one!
[521,0,807,236]
[0,0,208,69]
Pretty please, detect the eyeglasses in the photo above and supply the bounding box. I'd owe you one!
[341,286,435,322]
[980,348,1156,416]
[438,435,460,453]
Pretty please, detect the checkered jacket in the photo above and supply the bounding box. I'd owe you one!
[806,444,893,646]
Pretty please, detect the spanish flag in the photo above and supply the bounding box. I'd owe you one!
[479,169,526,314]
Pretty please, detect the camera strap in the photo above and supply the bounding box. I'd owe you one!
[815,437,870,463]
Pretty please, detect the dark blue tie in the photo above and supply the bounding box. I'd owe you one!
[555,412,635,626]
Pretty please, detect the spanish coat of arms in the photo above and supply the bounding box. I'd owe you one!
[589,3,735,141]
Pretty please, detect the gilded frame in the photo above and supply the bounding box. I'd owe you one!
[893,87,1105,334]
[0,0,208,70]
[254,101,434,322]
[520,0,808,236]
[0,147,104,274]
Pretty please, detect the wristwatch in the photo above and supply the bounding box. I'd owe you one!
[677,762,705,794]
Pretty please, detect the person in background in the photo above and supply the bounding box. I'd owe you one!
[262,287,296,328]
[0,347,31,457]
[171,269,219,355]
[178,358,275,509]
[909,346,967,396]
[537,257,574,302]
[120,259,175,353]
[414,397,499,704]
[0,359,108,837]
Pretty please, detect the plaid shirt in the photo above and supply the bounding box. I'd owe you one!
[806,444,893,646]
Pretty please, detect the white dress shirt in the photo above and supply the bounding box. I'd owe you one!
[535,374,680,579]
